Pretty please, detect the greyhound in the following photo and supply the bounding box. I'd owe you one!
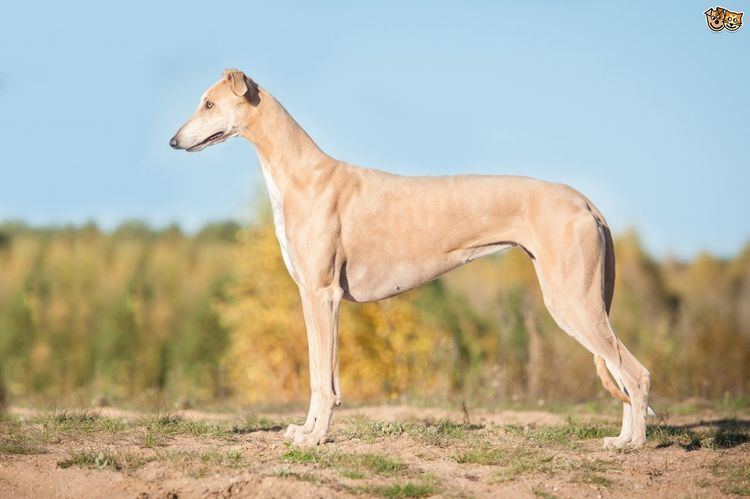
[170,69,653,449]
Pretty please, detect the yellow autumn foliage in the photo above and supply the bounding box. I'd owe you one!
[1,221,748,405]
[219,218,453,404]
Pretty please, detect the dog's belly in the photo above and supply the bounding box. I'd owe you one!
[341,243,513,303]
[341,257,454,303]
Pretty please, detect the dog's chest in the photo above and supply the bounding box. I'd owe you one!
[260,162,300,283]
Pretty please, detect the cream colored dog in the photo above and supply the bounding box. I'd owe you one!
[170,69,653,449]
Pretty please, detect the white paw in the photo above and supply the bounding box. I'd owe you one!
[628,437,647,449]
[293,430,327,447]
[603,436,630,449]
[283,423,306,440]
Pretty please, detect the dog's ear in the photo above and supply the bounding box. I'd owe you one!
[225,69,248,95]
[224,69,260,106]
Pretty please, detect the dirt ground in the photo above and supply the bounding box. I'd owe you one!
[0,403,747,498]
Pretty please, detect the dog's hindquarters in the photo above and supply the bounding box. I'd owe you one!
[526,196,651,448]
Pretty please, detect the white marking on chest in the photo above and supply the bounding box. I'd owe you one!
[260,160,300,283]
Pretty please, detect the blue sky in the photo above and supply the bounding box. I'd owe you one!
[1,1,748,258]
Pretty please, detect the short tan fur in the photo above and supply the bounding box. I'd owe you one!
[170,69,653,449]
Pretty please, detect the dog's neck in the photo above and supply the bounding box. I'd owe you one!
[240,89,330,194]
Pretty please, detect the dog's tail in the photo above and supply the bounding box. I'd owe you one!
[595,356,656,416]
[595,218,656,417]
[594,218,632,406]
[595,355,630,404]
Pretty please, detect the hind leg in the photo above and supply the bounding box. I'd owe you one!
[602,367,633,449]
[529,213,650,448]
[543,294,650,448]
[603,404,633,449]
[613,343,650,447]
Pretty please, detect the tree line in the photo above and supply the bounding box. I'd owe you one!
[0,218,747,408]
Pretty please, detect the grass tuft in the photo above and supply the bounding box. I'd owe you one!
[34,410,101,432]
[457,443,615,485]
[345,416,481,447]
[532,486,558,499]
[281,447,319,464]
[345,416,407,442]
[58,450,120,471]
[235,414,286,433]
[57,448,152,472]
[135,413,232,444]
[275,468,325,484]
[504,418,614,447]
[0,438,45,455]
[31,410,131,435]
[356,453,406,475]
[0,415,47,455]
[281,448,407,478]
[575,472,612,487]
[372,482,435,498]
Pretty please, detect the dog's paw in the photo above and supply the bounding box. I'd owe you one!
[602,436,630,449]
[283,423,306,440]
[293,430,327,447]
[627,437,647,449]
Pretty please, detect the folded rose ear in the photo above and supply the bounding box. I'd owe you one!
[225,69,248,95]
[223,69,260,105]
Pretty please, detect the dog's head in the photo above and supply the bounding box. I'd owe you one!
[169,69,260,152]
[705,7,726,31]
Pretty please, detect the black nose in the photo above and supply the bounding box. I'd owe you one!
[169,136,180,149]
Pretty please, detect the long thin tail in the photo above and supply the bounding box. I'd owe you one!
[589,206,657,416]
[594,220,632,406]
[595,355,657,416]
[595,355,630,404]
[596,218,654,414]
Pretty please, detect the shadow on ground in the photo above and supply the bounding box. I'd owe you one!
[650,417,749,450]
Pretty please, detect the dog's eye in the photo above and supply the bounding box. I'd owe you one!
[205,101,214,109]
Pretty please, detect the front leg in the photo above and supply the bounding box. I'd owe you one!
[284,290,320,439]
[290,285,343,447]
[283,392,320,439]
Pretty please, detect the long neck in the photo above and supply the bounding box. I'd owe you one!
[241,89,329,193]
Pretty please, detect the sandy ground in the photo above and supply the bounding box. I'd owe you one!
[0,404,747,498]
